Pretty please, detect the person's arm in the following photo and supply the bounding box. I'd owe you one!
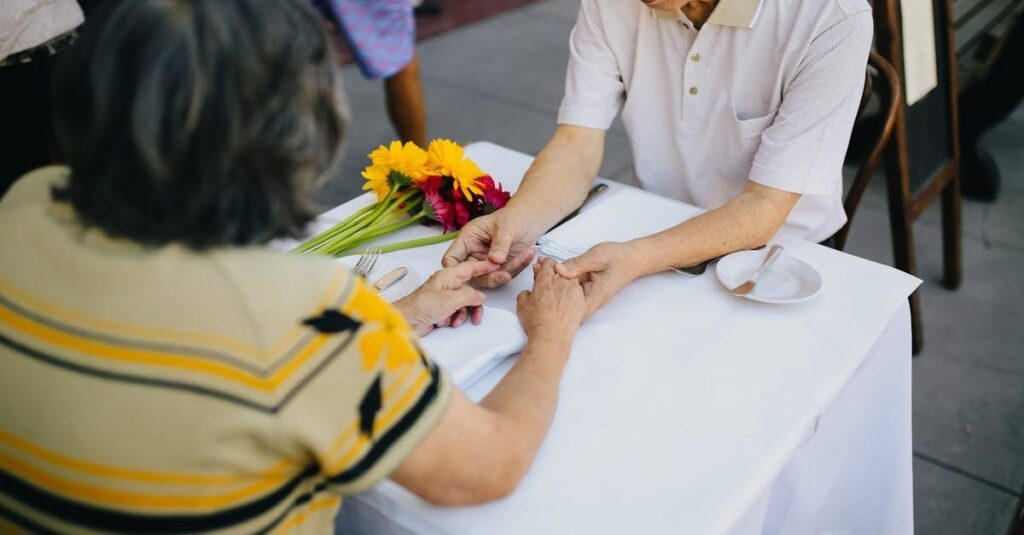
[633,183,798,273]
[504,124,605,233]
[439,125,605,288]
[390,259,585,505]
[559,12,874,317]
[555,182,797,317]
[441,0,623,287]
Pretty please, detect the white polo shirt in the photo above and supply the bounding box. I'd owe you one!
[558,0,873,242]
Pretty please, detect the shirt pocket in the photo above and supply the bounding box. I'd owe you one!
[729,106,778,139]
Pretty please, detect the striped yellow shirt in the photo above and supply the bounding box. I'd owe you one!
[0,168,451,534]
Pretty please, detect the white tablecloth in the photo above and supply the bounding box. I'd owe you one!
[325,143,920,535]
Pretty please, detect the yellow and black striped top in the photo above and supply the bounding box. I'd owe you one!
[0,168,451,534]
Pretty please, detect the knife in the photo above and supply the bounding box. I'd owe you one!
[546,183,609,233]
[371,267,408,292]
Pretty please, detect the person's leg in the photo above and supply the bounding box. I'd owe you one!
[384,54,427,147]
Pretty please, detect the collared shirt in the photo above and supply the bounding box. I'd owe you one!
[0,168,450,534]
[558,0,873,242]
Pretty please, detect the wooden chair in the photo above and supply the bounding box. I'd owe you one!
[833,51,902,252]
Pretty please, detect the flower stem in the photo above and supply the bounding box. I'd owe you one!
[299,188,420,255]
[293,202,377,253]
[339,231,459,257]
[328,213,427,255]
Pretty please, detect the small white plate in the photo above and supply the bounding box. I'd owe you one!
[716,249,822,304]
[337,254,421,303]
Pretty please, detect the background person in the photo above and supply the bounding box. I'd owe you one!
[313,0,428,147]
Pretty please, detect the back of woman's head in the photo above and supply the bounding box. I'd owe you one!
[52,0,346,248]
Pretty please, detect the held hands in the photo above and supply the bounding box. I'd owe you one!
[555,241,641,320]
[394,260,502,336]
[517,258,587,341]
[442,208,540,288]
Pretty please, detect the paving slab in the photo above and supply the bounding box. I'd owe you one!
[913,458,1019,535]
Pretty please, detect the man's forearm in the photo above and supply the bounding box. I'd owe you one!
[630,185,799,277]
[505,125,605,235]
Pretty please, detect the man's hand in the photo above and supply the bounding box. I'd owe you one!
[517,258,587,341]
[554,242,641,320]
[442,208,541,288]
[394,260,501,336]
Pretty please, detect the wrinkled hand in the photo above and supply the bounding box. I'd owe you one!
[441,208,539,288]
[517,258,587,341]
[394,260,501,336]
[554,242,639,320]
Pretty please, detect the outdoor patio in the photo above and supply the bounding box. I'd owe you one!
[321,1,1024,532]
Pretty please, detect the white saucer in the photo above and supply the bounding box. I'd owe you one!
[716,248,822,304]
[337,254,421,303]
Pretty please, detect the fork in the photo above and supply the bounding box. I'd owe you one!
[352,249,381,278]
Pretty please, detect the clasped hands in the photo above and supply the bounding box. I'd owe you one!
[394,206,639,338]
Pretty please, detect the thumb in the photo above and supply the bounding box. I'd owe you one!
[442,235,470,268]
[556,252,602,278]
[488,226,514,265]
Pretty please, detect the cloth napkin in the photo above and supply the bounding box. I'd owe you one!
[537,187,703,261]
[418,306,527,389]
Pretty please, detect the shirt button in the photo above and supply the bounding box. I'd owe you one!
[689,86,698,96]
[691,53,700,63]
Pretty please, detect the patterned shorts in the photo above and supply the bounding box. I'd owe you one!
[312,0,416,80]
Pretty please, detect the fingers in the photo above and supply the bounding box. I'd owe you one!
[470,305,484,325]
[555,251,602,278]
[441,259,502,288]
[446,286,487,311]
[488,226,514,265]
[450,308,469,328]
[500,246,535,278]
[441,235,470,268]
[473,247,532,288]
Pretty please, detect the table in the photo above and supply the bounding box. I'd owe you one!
[327,143,921,534]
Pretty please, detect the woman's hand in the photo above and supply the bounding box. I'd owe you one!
[441,207,541,288]
[554,241,641,320]
[517,258,587,342]
[394,260,501,336]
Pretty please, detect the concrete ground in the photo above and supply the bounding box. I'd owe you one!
[321,1,1024,532]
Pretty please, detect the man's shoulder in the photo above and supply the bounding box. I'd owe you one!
[579,0,644,24]
[765,0,871,37]
[787,0,871,21]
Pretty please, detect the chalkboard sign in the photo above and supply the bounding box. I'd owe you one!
[870,0,963,353]
[904,0,956,193]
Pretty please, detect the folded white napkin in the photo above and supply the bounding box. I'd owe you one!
[537,187,703,260]
[418,306,527,389]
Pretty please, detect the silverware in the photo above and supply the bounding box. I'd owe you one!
[371,267,408,292]
[730,245,784,296]
[546,183,609,233]
[352,248,381,278]
[669,244,767,276]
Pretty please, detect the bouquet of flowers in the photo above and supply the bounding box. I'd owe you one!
[295,139,510,256]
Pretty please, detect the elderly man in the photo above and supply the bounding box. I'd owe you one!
[444,0,872,315]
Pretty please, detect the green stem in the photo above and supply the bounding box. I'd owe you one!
[301,188,418,255]
[328,213,427,255]
[293,202,377,253]
[338,231,459,257]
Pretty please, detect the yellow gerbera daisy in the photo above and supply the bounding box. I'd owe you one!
[361,141,430,200]
[427,139,484,199]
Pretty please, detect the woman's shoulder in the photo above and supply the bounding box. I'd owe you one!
[0,166,69,212]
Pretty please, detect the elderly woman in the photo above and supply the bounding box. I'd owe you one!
[0,1,584,533]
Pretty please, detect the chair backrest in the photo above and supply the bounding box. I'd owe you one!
[834,51,902,251]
